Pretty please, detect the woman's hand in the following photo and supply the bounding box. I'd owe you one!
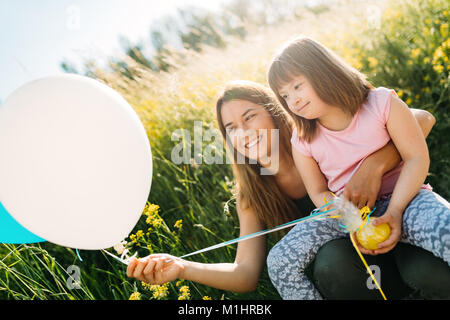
[343,164,384,210]
[126,254,185,285]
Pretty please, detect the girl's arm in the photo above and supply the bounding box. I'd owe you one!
[371,94,430,254]
[127,196,267,293]
[292,147,333,209]
[344,108,435,209]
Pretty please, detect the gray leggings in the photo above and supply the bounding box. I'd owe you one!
[266,189,450,299]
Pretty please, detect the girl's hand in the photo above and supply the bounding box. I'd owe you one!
[370,210,403,254]
[350,232,378,256]
[126,254,185,285]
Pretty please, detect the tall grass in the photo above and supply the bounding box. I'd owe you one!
[1,0,447,300]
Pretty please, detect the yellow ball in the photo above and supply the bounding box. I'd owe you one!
[356,222,391,250]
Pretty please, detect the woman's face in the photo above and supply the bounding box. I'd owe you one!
[220,99,277,163]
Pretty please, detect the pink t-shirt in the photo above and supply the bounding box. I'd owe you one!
[291,87,406,198]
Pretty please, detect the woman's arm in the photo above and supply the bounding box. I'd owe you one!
[180,197,267,292]
[343,108,435,208]
[127,196,267,293]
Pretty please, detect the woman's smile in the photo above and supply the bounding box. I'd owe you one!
[245,134,262,149]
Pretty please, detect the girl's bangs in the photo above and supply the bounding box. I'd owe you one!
[269,59,303,93]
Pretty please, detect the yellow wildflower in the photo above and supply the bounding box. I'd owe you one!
[176,280,184,287]
[136,229,144,238]
[367,57,378,68]
[129,292,141,300]
[153,284,169,299]
[143,203,160,216]
[410,48,421,59]
[406,98,413,105]
[130,230,145,244]
[143,283,170,299]
[144,203,164,228]
[443,38,450,50]
[202,296,212,300]
[178,285,191,300]
[433,47,444,62]
[150,216,163,228]
[441,23,448,37]
[433,64,444,74]
[174,219,183,230]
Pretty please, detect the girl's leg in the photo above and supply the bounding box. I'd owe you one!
[394,242,450,299]
[266,217,347,299]
[312,239,413,300]
[400,189,450,265]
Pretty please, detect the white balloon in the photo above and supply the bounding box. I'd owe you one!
[0,74,152,250]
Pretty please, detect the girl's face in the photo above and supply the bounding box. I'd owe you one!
[220,99,276,163]
[278,74,330,120]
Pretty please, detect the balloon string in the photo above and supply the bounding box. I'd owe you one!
[179,206,338,260]
[349,232,387,300]
[76,249,83,262]
[102,200,339,265]
[101,248,138,266]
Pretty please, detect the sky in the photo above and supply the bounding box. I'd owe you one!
[0,0,224,103]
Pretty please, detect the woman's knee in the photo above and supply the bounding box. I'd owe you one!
[395,243,450,299]
[312,239,361,297]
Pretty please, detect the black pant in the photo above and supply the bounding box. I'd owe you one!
[309,239,450,300]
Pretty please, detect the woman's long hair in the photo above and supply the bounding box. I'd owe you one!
[216,80,307,229]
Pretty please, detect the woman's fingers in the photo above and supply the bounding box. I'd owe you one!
[357,194,368,210]
[127,254,180,285]
[366,197,376,211]
[154,258,165,273]
[126,258,138,278]
[142,258,157,283]
[132,258,150,281]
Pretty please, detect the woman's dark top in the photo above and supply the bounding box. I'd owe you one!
[292,194,317,218]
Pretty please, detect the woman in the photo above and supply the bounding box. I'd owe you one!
[127,80,442,299]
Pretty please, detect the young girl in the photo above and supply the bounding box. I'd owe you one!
[266,36,450,299]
